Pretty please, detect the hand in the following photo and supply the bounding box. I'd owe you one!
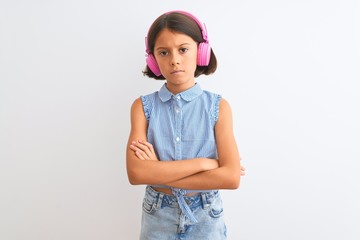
[240,164,246,176]
[129,140,159,161]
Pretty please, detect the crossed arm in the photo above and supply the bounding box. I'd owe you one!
[126,97,245,190]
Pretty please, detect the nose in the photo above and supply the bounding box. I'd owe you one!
[170,52,180,66]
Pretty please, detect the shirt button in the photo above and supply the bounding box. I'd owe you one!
[177,96,181,100]
[175,109,180,113]
[176,137,180,142]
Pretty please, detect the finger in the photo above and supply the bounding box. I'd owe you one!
[135,150,146,160]
[139,142,156,158]
[139,140,154,152]
[130,144,150,160]
[131,140,158,160]
[130,142,148,153]
[139,140,158,160]
[135,140,153,157]
[129,144,142,153]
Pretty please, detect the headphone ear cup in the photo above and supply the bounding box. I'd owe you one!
[146,54,162,76]
[197,42,211,66]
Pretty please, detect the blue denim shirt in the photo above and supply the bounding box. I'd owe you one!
[141,83,221,222]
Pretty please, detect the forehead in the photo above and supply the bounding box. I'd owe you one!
[154,29,197,47]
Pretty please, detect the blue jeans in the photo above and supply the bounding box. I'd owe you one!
[140,186,227,240]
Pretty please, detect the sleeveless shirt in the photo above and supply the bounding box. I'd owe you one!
[140,83,221,222]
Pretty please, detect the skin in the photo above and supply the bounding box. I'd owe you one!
[126,29,245,194]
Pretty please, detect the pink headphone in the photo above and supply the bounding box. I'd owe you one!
[145,10,212,76]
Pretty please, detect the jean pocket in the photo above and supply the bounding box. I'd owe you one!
[208,197,224,218]
[142,197,157,214]
[209,206,224,218]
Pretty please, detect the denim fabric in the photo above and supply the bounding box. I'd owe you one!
[140,186,227,240]
[140,83,221,222]
[140,83,221,162]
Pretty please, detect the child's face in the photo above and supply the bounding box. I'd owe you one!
[153,29,198,92]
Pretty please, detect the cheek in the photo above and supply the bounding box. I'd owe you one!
[186,51,198,66]
[188,55,198,70]
[155,57,166,69]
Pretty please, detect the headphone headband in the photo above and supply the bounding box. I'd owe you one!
[165,10,208,42]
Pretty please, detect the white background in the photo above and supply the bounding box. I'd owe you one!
[1,0,359,239]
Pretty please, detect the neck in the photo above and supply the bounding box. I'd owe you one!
[165,81,196,95]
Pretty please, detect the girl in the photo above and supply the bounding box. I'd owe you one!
[126,10,245,240]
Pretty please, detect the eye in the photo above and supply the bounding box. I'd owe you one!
[158,50,168,56]
[179,48,188,54]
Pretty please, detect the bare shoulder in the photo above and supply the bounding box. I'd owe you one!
[130,98,146,125]
[131,97,143,111]
[129,97,147,141]
[129,98,145,118]
[218,98,233,123]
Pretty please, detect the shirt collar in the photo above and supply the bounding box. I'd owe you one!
[158,83,203,102]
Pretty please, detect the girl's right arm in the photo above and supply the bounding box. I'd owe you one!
[126,98,218,185]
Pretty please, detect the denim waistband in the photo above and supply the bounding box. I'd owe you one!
[145,186,219,223]
[150,184,212,194]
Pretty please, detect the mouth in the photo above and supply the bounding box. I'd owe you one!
[170,70,184,74]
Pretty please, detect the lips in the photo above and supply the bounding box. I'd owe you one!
[170,70,184,74]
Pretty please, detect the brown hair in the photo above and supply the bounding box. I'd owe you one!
[143,12,217,80]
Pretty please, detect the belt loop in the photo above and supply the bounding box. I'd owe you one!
[156,192,164,209]
[201,192,209,209]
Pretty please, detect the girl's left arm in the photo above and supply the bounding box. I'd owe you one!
[164,98,243,190]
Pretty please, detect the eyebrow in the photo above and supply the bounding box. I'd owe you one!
[155,43,191,51]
